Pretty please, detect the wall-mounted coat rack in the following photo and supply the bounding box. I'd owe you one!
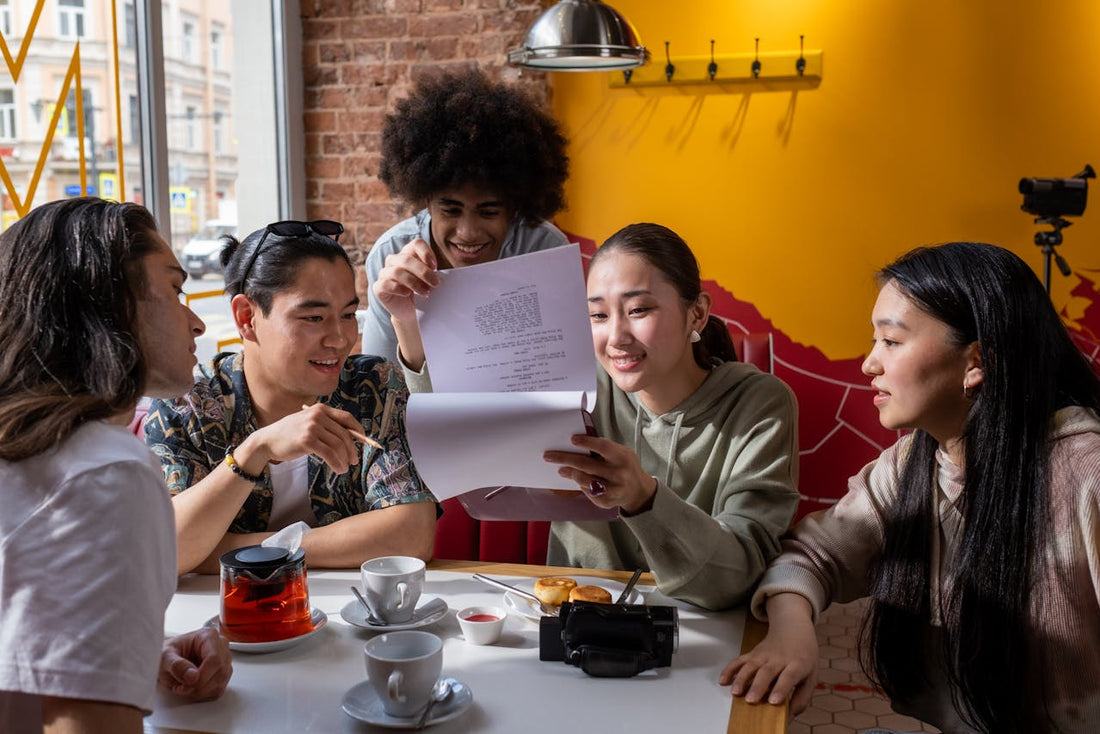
[609,37,822,90]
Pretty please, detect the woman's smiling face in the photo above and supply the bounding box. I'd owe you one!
[586,250,708,413]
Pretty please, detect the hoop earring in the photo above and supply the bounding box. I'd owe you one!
[963,381,976,400]
[690,330,701,343]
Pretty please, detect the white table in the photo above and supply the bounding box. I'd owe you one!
[147,562,756,734]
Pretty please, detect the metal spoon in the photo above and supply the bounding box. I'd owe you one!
[349,585,386,626]
[615,569,644,604]
[416,677,455,729]
[472,573,559,616]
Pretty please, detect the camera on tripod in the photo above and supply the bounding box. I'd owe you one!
[1019,164,1094,218]
[539,601,679,677]
[1018,164,1094,293]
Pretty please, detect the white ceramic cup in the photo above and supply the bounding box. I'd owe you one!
[457,605,506,646]
[361,556,425,624]
[364,630,443,718]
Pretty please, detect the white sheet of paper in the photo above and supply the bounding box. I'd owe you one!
[405,391,591,501]
[415,243,596,395]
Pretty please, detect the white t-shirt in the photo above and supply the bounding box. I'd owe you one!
[268,455,314,529]
[0,422,176,732]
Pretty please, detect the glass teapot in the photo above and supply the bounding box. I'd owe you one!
[219,545,313,643]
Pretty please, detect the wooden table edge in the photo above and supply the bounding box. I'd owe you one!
[727,613,789,734]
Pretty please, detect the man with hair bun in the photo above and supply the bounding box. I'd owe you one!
[364,67,570,373]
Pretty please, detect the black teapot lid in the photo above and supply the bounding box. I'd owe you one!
[220,544,305,574]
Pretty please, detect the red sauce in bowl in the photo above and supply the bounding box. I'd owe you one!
[464,613,500,623]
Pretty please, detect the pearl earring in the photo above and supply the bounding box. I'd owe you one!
[690,330,701,343]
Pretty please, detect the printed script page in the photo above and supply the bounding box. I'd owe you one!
[414,243,595,395]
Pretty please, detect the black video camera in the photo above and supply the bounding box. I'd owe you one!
[538,601,679,677]
[1019,164,1094,218]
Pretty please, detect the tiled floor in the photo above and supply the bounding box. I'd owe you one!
[788,598,940,734]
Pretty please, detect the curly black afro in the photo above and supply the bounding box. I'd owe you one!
[379,68,569,224]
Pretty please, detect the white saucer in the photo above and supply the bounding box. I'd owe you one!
[203,608,327,653]
[341,677,473,728]
[340,596,449,631]
[503,576,645,622]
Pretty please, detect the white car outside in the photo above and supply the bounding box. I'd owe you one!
[182,221,237,278]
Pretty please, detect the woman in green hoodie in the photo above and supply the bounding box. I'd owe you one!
[544,223,800,610]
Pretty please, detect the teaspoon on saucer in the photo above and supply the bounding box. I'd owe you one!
[349,585,386,626]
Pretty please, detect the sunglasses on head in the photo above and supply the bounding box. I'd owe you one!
[240,219,345,285]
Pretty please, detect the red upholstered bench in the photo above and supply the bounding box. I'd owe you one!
[431,332,776,563]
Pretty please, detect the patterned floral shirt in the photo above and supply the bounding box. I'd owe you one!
[144,352,434,533]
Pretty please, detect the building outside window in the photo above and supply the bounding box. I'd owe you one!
[0,89,15,141]
[58,0,87,39]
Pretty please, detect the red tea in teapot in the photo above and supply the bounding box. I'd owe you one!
[219,546,313,643]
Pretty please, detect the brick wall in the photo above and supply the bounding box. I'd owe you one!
[299,0,553,255]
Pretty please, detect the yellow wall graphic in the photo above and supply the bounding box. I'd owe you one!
[0,0,127,217]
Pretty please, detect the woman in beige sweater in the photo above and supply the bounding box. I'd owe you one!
[721,242,1100,733]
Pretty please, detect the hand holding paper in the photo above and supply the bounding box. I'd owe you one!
[402,245,613,519]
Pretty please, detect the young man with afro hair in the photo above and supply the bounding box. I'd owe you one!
[363,67,570,374]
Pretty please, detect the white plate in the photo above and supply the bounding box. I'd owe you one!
[339,596,449,631]
[503,576,645,622]
[341,677,473,728]
[204,608,327,653]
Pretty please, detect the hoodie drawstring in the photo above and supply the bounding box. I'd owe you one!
[632,404,684,488]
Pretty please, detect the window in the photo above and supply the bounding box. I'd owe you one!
[64,89,94,139]
[185,105,197,149]
[129,94,140,144]
[0,89,15,141]
[213,109,225,153]
[181,19,195,62]
[0,0,12,38]
[210,26,223,70]
[124,3,136,48]
[58,0,87,39]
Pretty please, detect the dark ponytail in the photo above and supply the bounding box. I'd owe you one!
[696,315,737,367]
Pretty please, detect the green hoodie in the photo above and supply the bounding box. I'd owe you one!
[547,361,799,610]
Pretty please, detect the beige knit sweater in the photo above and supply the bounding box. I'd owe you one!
[753,406,1100,733]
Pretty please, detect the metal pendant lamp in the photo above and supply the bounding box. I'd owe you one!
[508,0,648,71]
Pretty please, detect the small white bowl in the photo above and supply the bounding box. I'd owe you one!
[456,605,506,645]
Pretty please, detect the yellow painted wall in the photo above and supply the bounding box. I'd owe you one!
[550,0,1100,359]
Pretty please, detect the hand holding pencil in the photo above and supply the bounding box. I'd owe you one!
[300,403,383,451]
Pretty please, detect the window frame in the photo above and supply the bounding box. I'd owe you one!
[133,0,304,234]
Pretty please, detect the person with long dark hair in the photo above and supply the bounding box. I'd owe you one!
[543,223,800,610]
[0,198,231,732]
[721,242,1100,732]
[144,221,436,575]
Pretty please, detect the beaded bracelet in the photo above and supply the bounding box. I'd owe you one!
[224,445,264,483]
